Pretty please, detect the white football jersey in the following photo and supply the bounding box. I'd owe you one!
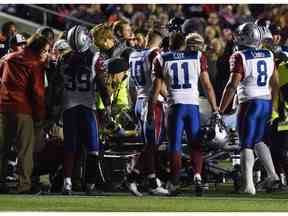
[128,48,158,98]
[61,51,100,111]
[232,48,275,103]
[153,50,207,106]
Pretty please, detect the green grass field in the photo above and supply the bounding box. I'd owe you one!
[1,187,288,212]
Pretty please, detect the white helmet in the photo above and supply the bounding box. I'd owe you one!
[234,22,262,48]
[52,39,70,53]
[201,114,229,149]
[185,32,205,51]
[67,25,91,53]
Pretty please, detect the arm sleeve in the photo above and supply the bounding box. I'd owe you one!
[148,48,160,65]
[94,55,111,107]
[200,52,208,73]
[152,54,164,79]
[229,52,244,80]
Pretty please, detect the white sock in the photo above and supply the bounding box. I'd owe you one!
[254,142,279,180]
[240,148,255,190]
[194,173,202,181]
[64,177,72,185]
[63,177,72,190]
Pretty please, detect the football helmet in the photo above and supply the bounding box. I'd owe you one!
[255,18,273,46]
[201,113,229,149]
[67,25,91,53]
[185,32,205,51]
[182,18,205,36]
[167,17,184,33]
[234,22,262,48]
[52,39,70,53]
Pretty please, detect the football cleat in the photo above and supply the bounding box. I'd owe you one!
[166,181,179,196]
[194,175,203,196]
[261,176,281,193]
[127,182,143,197]
[62,181,72,195]
[149,186,169,196]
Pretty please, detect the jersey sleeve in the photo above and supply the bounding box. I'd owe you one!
[229,52,244,79]
[152,54,164,79]
[200,52,208,73]
[93,53,106,77]
[148,48,160,65]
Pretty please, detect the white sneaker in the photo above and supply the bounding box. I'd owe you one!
[127,182,143,196]
[149,186,169,196]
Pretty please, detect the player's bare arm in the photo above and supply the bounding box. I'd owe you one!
[199,71,218,112]
[147,78,162,122]
[95,72,111,109]
[219,72,242,113]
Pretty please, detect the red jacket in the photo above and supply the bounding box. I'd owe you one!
[0,48,46,121]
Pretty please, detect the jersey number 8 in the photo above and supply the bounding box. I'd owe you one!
[256,60,268,86]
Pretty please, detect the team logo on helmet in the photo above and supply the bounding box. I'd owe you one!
[234,22,261,48]
[67,25,91,53]
[167,17,185,33]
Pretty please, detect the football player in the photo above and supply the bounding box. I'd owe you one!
[126,30,169,196]
[149,32,218,196]
[59,25,111,195]
[219,23,280,195]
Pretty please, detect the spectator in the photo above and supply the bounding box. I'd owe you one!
[235,4,254,25]
[219,5,236,29]
[9,33,26,53]
[131,12,146,32]
[204,26,217,46]
[112,20,134,57]
[0,33,49,194]
[121,4,134,20]
[207,13,221,37]
[0,21,17,58]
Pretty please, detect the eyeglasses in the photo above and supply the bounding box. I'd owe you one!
[40,48,50,55]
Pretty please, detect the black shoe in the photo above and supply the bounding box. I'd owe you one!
[0,183,9,194]
[62,188,72,195]
[194,178,203,196]
[266,180,281,193]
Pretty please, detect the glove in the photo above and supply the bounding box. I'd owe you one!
[104,105,117,130]
[105,106,112,117]
[212,111,222,121]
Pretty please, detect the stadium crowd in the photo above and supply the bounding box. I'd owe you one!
[0,4,287,196]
